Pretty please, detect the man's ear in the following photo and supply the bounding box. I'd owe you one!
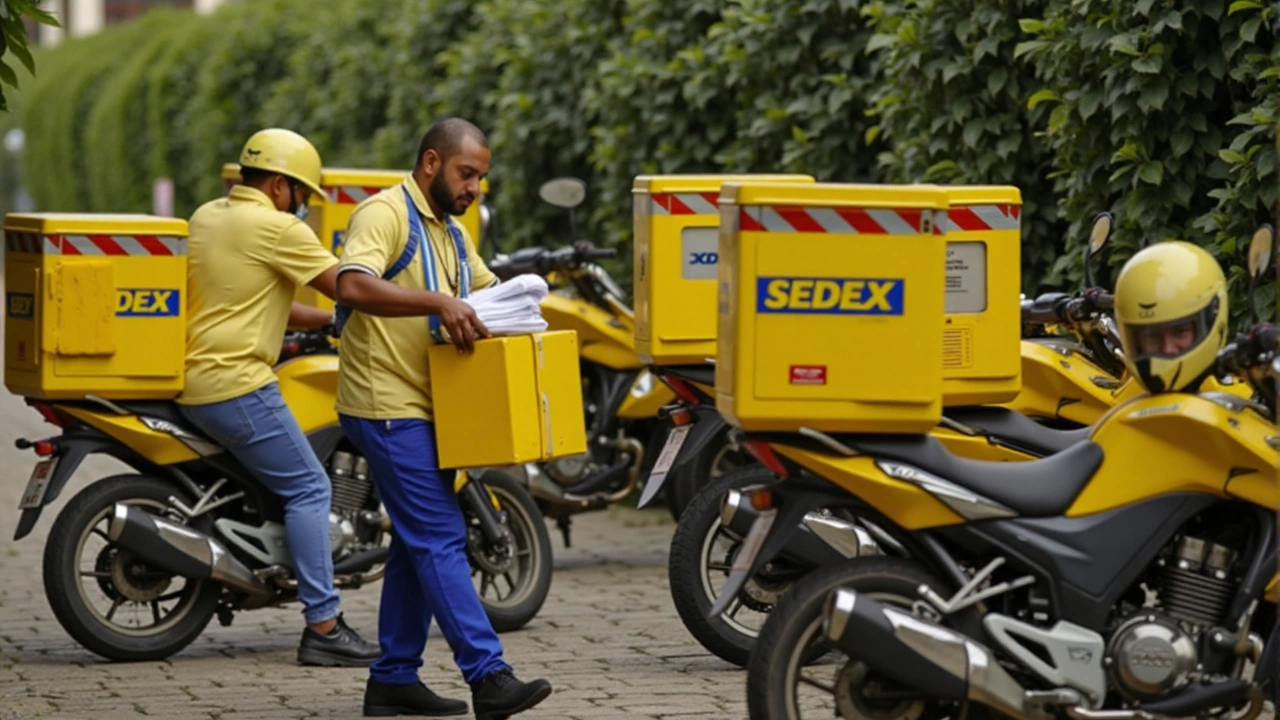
[421,149,441,175]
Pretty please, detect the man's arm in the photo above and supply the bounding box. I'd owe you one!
[336,271,489,352]
[288,301,333,329]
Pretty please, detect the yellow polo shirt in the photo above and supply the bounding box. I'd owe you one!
[335,178,497,421]
[177,185,338,405]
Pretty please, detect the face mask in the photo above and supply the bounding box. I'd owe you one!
[295,203,310,222]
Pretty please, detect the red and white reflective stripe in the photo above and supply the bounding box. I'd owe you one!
[327,186,386,204]
[651,193,720,216]
[5,233,186,256]
[5,232,47,253]
[739,206,945,235]
[939,204,1021,233]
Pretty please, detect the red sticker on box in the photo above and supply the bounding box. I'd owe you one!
[789,365,827,385]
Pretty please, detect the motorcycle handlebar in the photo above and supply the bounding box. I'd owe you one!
[489,242,615,279]
[1022,289,1115,325]
[1216,324,1279,377]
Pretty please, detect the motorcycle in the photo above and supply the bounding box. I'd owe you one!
[11,348,554,662]
[661,216,1266,668]
[482,177,740,542]
[712,228,1279,719]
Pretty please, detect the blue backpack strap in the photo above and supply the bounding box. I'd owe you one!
[330,187,422,338]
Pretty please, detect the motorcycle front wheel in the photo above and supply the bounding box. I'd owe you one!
[465,469,554,633]
[42,474,221,662]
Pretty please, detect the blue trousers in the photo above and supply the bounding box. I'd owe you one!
[178,383,340,626]
[339,416,508,686]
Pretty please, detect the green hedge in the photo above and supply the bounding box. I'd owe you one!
[13,0,1277,320]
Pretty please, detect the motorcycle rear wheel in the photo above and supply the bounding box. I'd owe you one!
[42,474,221,662]
[467,469,554,633]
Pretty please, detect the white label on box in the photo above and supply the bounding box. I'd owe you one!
[681,227,720,280]
[945,241,987,314]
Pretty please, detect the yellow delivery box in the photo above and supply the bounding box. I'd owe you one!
[428,330,587,469]
[632,174,816,366]
[4,213,189,400]
[221,164,489,311]
[937,186,1023,405]
[715,183,948,433]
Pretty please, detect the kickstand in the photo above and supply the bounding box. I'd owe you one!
[557,517,572,548]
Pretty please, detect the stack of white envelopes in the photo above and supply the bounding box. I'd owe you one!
[459,274,551,337]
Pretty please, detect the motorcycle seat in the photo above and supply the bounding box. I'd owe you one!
[845,434,1104,517]
[114,401,212,441]
[942,406,1092,457]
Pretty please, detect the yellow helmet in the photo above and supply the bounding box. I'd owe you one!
[238,128,327,202]
[1114,240,1228,394]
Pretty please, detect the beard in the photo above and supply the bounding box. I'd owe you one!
[430,172,472,217]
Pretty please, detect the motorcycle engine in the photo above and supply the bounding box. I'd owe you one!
[1105,534,1239,702]
[326,451,379,559]
[545,452,592,486]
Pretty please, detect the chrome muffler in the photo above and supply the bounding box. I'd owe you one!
[823,588,1049,720]
[107,503,270,600]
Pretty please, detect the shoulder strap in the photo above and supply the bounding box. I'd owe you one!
[387,186,422,280]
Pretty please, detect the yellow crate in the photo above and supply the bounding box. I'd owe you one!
[4,213,189,400]
[428,330,587,469]
[715,183,949,433]
[221,164,489,312]
[632,174,816,366]
[937,186,1023,405]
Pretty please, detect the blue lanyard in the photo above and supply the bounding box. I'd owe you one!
[403,187,472,341]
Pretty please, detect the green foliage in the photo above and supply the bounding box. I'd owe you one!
[12,0,1278,324]
[1019,0,1278,325]
[0,0,58,113]
[867,0,1063,292]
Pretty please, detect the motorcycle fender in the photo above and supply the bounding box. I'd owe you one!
[61,406,200,466]
[13,433,120,541]
[667,406,728,474]
[708,478,856,619]
[720,484,855,568]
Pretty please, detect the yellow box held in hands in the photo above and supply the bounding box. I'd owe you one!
[428,330,587,469]
[4,213,189,400]
[936,186,1023,405]
[222,164,489,312]
[715,183,949,433]
[632,174,816,366]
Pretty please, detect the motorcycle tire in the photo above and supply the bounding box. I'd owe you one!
[746,556,984,720]
[43,474,221,662]
[664,425,751,521]
[667,464,785,668]
[468,469,554,633]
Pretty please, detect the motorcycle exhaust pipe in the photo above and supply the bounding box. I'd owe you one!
[107,503,271,600]
[720,489,877,565]
[823,588,1048,720]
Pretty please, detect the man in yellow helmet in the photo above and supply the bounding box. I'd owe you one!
[175,128,379,667]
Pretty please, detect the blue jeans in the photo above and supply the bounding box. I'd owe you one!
[178,383,340,626]
[339,416,507,686]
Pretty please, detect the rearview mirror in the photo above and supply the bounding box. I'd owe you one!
[1084,212,1114,289]
[538,177,587,210]
[1246,224,1273,282]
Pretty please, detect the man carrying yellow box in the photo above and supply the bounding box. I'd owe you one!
[333,118,553,719]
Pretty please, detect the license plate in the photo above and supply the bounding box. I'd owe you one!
[18,458,58,510]
[730,508,777,573]
[637,425,692,508]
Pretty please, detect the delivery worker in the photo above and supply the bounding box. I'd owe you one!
[176,128,380,667]
[333,117,553,718]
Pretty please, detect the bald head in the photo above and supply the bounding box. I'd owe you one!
[414,117,489,170]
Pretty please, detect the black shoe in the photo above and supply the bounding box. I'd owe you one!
[363,678,468,717]
[470,669,552,720]
[297,613,381,667]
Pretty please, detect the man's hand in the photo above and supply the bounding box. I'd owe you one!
[438,296,490,354]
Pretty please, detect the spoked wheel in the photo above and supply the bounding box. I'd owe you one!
[42,475,221,662]
[668,465,806,667]
[466,470,553,633]
[746,556,985,720]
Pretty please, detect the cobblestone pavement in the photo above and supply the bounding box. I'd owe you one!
[0,390,750,720]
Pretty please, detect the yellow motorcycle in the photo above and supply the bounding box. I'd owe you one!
[712,231,1279,719]
[10,350,553,662]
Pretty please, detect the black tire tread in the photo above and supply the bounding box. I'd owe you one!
[42,474,220,662]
